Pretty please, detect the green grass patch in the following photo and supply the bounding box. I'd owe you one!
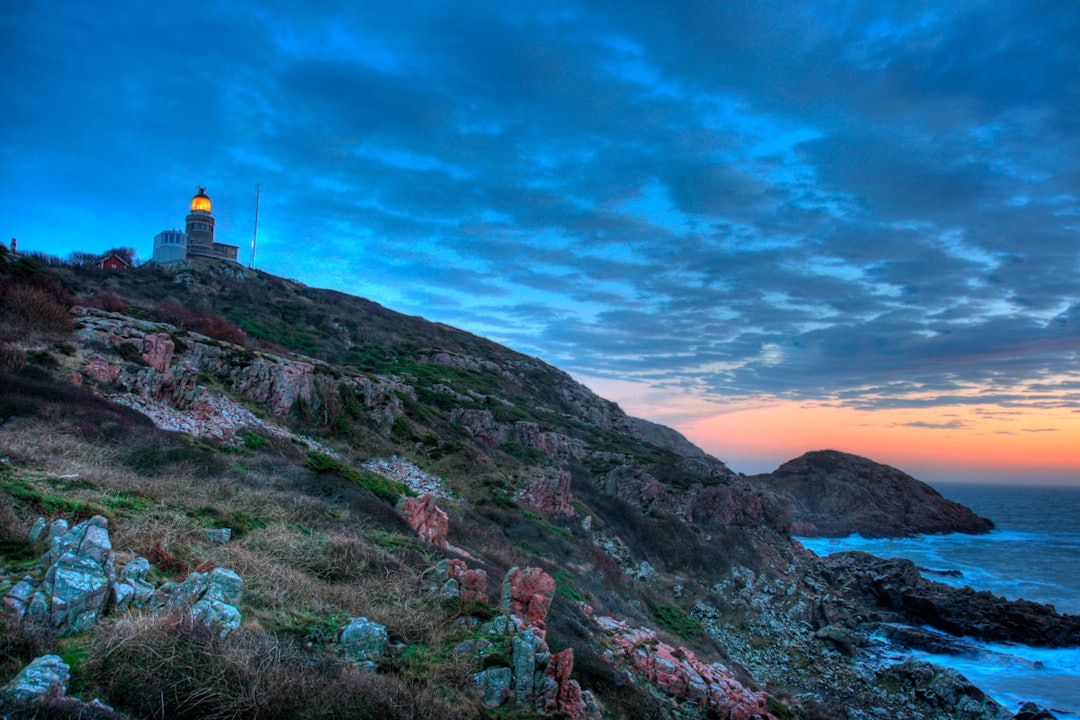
[0,475,107,518]
[101,491,155,515]
[646,599,704,642]
[304,451,415,503]
[552,568,585,602]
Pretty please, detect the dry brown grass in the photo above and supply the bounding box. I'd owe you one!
[84,612,471,720]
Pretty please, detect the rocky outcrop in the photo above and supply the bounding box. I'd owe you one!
[499,567,555,636]
[752,450,994,537]
[516,470,575,517]
[4,516,116,634]
[681,475,790,532]
[594,615,774,719]
[71,308,410,439]
[451,409,587,458]
[822,551,1080,646]
[470,568,600,720]
[162,567,244,636]
[876,658,1013,720]
[422,559,488,602]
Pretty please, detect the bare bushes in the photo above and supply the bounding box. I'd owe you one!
[150,301,246,345]
[0,277,74,344]
[84,613,467,720]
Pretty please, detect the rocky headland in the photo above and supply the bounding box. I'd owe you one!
[0,251,1070,720]
[751,449,996,538]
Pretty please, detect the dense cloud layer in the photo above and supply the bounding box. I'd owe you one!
[3,1,1078,420]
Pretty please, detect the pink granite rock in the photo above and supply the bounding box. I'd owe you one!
[517,470,575,517]
[399,494,450,549]
[595,616,774,719]
[500,567,556,635]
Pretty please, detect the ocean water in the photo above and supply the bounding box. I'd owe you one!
[797,483,1080,717]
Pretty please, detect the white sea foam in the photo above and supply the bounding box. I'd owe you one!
[797,483,1080,714]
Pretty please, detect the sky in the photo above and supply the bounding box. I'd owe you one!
[3,1,1079,485]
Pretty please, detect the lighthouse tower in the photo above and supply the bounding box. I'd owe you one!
[185,187,216,257]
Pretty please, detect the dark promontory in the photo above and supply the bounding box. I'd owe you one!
[752,449,995,538]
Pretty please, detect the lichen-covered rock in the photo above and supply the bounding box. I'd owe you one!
[4,516,117,635]
[337,617,389,663]
[163,567,243,635]
[0,654,69,708]
[473,667,513,708]
[119,556,155,609]
[500,567,555,635]
[477,616,600,720]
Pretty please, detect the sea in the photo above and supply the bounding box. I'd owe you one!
[796,483,1080,717]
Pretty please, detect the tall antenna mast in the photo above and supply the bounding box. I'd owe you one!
[249,183,261,269]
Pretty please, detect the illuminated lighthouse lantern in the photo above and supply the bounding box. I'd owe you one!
[185,187,217,257]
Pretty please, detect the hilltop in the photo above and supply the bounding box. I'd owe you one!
[0,249,1070,720]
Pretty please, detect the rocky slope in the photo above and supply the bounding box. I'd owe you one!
[0,251,1069,720]
[751,449,995,537]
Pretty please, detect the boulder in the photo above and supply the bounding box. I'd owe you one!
[337,617,389,665]
[164,567,243,635]
[0,654,69,708]
[1015,702,1058,720]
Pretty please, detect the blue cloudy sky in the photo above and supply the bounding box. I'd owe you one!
[3,1,1079,481]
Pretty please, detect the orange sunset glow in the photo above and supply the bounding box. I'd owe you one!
[582,376,1080,485]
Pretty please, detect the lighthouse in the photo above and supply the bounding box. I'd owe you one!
[185,187,216,257]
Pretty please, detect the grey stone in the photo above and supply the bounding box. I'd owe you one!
[204,528,232,544]
[0,654,69,708]
[112,581,135,613]
[337,617,389,662]
[120,556,150,581]
[28,516,47,544]
[42,553,111,634]
[473,667,513,708]
[204,568,243,605]
[192,598,242,635]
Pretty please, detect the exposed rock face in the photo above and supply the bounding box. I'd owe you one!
[752,450,994,537]
[681,475,790,533]
[451,409,587,458]
[70,308,410,439]
[822,551,1080,646]
[422,559,489,602]
[594,616,773,719]
[499,567,555,636]
[516,470,575,517]
[0,654,69,708]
